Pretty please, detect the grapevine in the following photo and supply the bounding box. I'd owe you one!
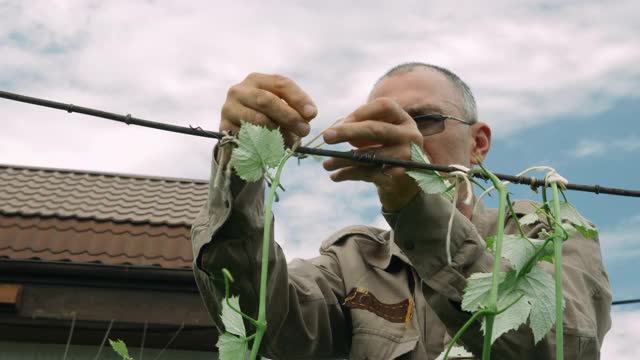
[216,123,599,360]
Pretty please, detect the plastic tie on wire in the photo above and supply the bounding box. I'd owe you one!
[124,114,132,125]
[66,103,75,114]
[219,130,239,148]
[544,170,569,188]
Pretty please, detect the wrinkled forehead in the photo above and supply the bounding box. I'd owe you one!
[368,68,465,117]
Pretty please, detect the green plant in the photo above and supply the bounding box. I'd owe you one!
[217,123,598,360]
[217,122,300,360]
[109,339,134,360]
[407,157,597,360]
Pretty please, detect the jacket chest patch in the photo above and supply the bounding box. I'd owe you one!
[343,287,413,326]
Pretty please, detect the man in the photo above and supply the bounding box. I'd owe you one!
[191,63,611,359]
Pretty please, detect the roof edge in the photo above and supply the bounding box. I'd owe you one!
[0,258,198,292]
[0,162,209,184]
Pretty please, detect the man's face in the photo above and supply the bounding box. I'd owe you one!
[369,68,484,168]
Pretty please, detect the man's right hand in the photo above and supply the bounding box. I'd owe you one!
[220,73,318,145]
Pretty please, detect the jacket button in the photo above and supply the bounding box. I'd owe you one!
[405,240,415,250]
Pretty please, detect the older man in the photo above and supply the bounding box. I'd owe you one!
[191,63,611,359]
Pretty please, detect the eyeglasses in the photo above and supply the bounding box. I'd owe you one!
[411,113,473,136]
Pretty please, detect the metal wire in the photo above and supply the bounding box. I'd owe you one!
[612,298,640,306]
[93,319,115,360]
[152,322,184,360]
[62,312,76,360]
[1,89,639,197]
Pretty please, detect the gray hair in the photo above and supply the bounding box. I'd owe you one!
[375,62,478,123]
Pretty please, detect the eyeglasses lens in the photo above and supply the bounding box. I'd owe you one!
[413,115,446,136]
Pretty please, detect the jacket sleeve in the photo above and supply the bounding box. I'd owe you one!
[384,191,612,359]
[191,145,350,359]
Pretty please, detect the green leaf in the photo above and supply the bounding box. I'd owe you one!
[435,345,474,360]
[463,272,531,343]
[485,236,495,251]
[406,142,453,199]
[217,332,248,360]
[221,296,246,337]
[515,266,561,343]
[537,228,552,240]
[109,339,133,360]
[461,268,560,345]
[461,272,507,312]
[531,239,554,264]
[481,286,530,344]
[519,213,539,226]
[500,235,536,274]
[558,201,598,239]
[229,121,285,182]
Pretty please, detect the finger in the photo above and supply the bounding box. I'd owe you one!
[234,86,311,136]
[323,120,419,146]
[219,117,241,134]
[346,97,410,125]
[244,73,318,120]
[283,132,299,148]
[221,100,278,130]
[329,166,396,186]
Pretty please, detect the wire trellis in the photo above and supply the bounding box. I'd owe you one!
[1,89,639,197]
[1,89,640,308]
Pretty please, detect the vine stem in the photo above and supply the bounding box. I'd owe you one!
[550,182,564,360]
[478,165,508,360]
[249,151,294,360]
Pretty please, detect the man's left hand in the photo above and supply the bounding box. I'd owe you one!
[322,98,424,212]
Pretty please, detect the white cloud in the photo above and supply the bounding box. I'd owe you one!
[1,0,640,178]
[600,213,640,260]
[572,135,640,158]
[573,139,608,158]
[602,309,640,360]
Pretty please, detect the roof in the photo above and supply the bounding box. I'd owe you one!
[0,163,210,268]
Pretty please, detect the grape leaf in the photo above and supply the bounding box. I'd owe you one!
[221,296,246,337]
[558,201,598,239]
[229,122,285,182]
[515,266,561,343]
[435,345,474,360]
[217,333,248,360]
[531,239,554,264]
[481,286,530,344]
[109,339,133,360]
[406,142,453,199]
[500,235,537,274]
[485,236,495,251]
[519,213,539,226]
[461,272,507,312]
[463,272,530,343]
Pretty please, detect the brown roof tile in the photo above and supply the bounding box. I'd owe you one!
[0,216,193,267]
[0,164,208,226]
[0,164,210,268]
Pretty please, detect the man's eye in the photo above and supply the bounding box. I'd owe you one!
[414,114,444,122]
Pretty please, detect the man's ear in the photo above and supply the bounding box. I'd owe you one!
[470,122,491,165]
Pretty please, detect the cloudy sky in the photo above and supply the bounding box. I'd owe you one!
[1,0,639,357]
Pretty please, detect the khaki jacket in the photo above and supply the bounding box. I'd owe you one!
[191,147,611,359]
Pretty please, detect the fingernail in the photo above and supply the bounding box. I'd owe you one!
[303,104,317,118]
[324,129,337,143]
[296,122,310,136]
